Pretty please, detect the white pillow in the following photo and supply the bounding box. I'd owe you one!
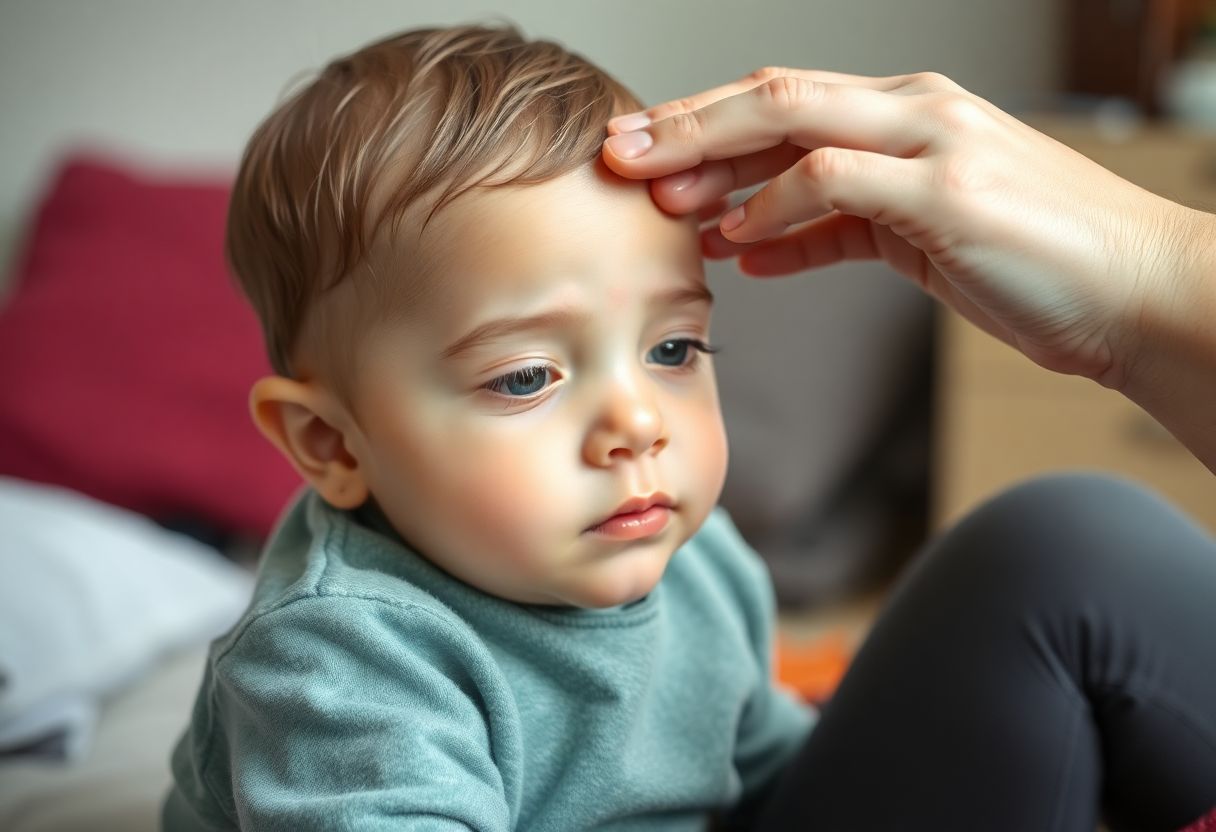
[0,477,253,761]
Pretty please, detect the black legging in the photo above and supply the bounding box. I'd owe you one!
[753,473,1216,832]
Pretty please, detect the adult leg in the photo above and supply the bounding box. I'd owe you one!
[754,473,1216,832]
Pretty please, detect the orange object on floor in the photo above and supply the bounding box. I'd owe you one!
[775,631,853,705]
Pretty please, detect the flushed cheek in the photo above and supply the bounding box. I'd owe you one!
[670,395,729,507]
[436,434,580,561]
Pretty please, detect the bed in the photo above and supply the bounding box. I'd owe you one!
[0,156,281,831]
[1,644,210,832]
[0,472,255,831]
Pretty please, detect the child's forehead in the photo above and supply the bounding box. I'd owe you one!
[320,162,706,365]
[416,166,696,276]
[354,168,706,346]
[439,164,657,230]
[312,169,707,386]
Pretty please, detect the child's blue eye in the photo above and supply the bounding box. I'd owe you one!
[484,365,554,397]
[647,338,718,367]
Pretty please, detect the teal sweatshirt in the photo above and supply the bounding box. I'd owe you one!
[163,491,815,830]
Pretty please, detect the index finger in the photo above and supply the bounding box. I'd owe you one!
[606,67,912,135]
[602,76,932,181]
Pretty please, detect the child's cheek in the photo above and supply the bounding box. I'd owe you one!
[689,418,729,518]
[451,432,576,546]
[674,381,729,477]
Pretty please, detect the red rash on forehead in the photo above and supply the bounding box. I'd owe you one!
[607,284,630,309]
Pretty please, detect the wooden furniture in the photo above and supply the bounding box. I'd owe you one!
[932,116,1216,533]
[1064,0,1210,115]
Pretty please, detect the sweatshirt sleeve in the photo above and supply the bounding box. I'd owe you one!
[732,590,817,804]
[166,594,519,831]
[701,510,817,804]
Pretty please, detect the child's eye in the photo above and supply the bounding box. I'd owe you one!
[483,364,557,398]
[647,338,719,368]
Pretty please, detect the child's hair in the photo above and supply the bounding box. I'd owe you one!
[227,24,643,383]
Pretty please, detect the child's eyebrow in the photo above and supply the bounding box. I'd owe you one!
[439,283,714,361]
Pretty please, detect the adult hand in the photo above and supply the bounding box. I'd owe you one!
[601,68,1209,391]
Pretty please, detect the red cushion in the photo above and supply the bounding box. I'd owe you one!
[1181,807,1216,832]
[0,155,300,540]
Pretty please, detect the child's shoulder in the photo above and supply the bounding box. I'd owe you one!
[250,489,450,601]
[170,494,519,831]
[213,490,484,673]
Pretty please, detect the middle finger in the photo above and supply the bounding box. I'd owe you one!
[649,142,808,216]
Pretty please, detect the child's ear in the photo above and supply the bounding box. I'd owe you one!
[249,376,369,510]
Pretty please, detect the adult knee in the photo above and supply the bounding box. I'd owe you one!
[926,471,1207,602]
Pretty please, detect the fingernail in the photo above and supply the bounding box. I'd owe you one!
[610,112,651,133]
[720,204,746,232]
[665,170,700,193]
[605,130,653,160]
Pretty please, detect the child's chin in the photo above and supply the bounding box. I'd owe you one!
[576,558,669,609]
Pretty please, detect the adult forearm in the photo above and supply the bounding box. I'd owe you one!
[1115,205,1216,475]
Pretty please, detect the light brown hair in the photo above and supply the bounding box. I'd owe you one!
[227,24,643,383]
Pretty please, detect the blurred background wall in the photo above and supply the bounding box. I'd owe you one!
[0,0,1067,606]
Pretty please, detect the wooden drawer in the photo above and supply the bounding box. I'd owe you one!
[933,311,1216,532]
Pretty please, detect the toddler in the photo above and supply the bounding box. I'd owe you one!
[164,24,812,831]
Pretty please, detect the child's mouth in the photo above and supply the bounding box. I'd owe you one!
[586,494,674,540]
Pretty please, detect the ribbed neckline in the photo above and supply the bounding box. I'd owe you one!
[519,588,661,628]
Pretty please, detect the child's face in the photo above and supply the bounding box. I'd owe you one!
[343,163,728,608]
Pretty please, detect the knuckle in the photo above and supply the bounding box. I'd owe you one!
[798,147,848,186]
[756,75,822,112]
[663,96,699,118]
[667,110,705,143]
[914,71,958,91]
[930,92,987,131]
[747,66,788,84]
[645,103,674,121]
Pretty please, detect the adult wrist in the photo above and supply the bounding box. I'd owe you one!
[1105,200,1216,398]
[1107,201,1216,472]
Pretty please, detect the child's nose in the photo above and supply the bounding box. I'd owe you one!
[582,381,669,467]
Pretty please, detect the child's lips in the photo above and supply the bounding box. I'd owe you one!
[586,505,672,540]
[585,493,675,540]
